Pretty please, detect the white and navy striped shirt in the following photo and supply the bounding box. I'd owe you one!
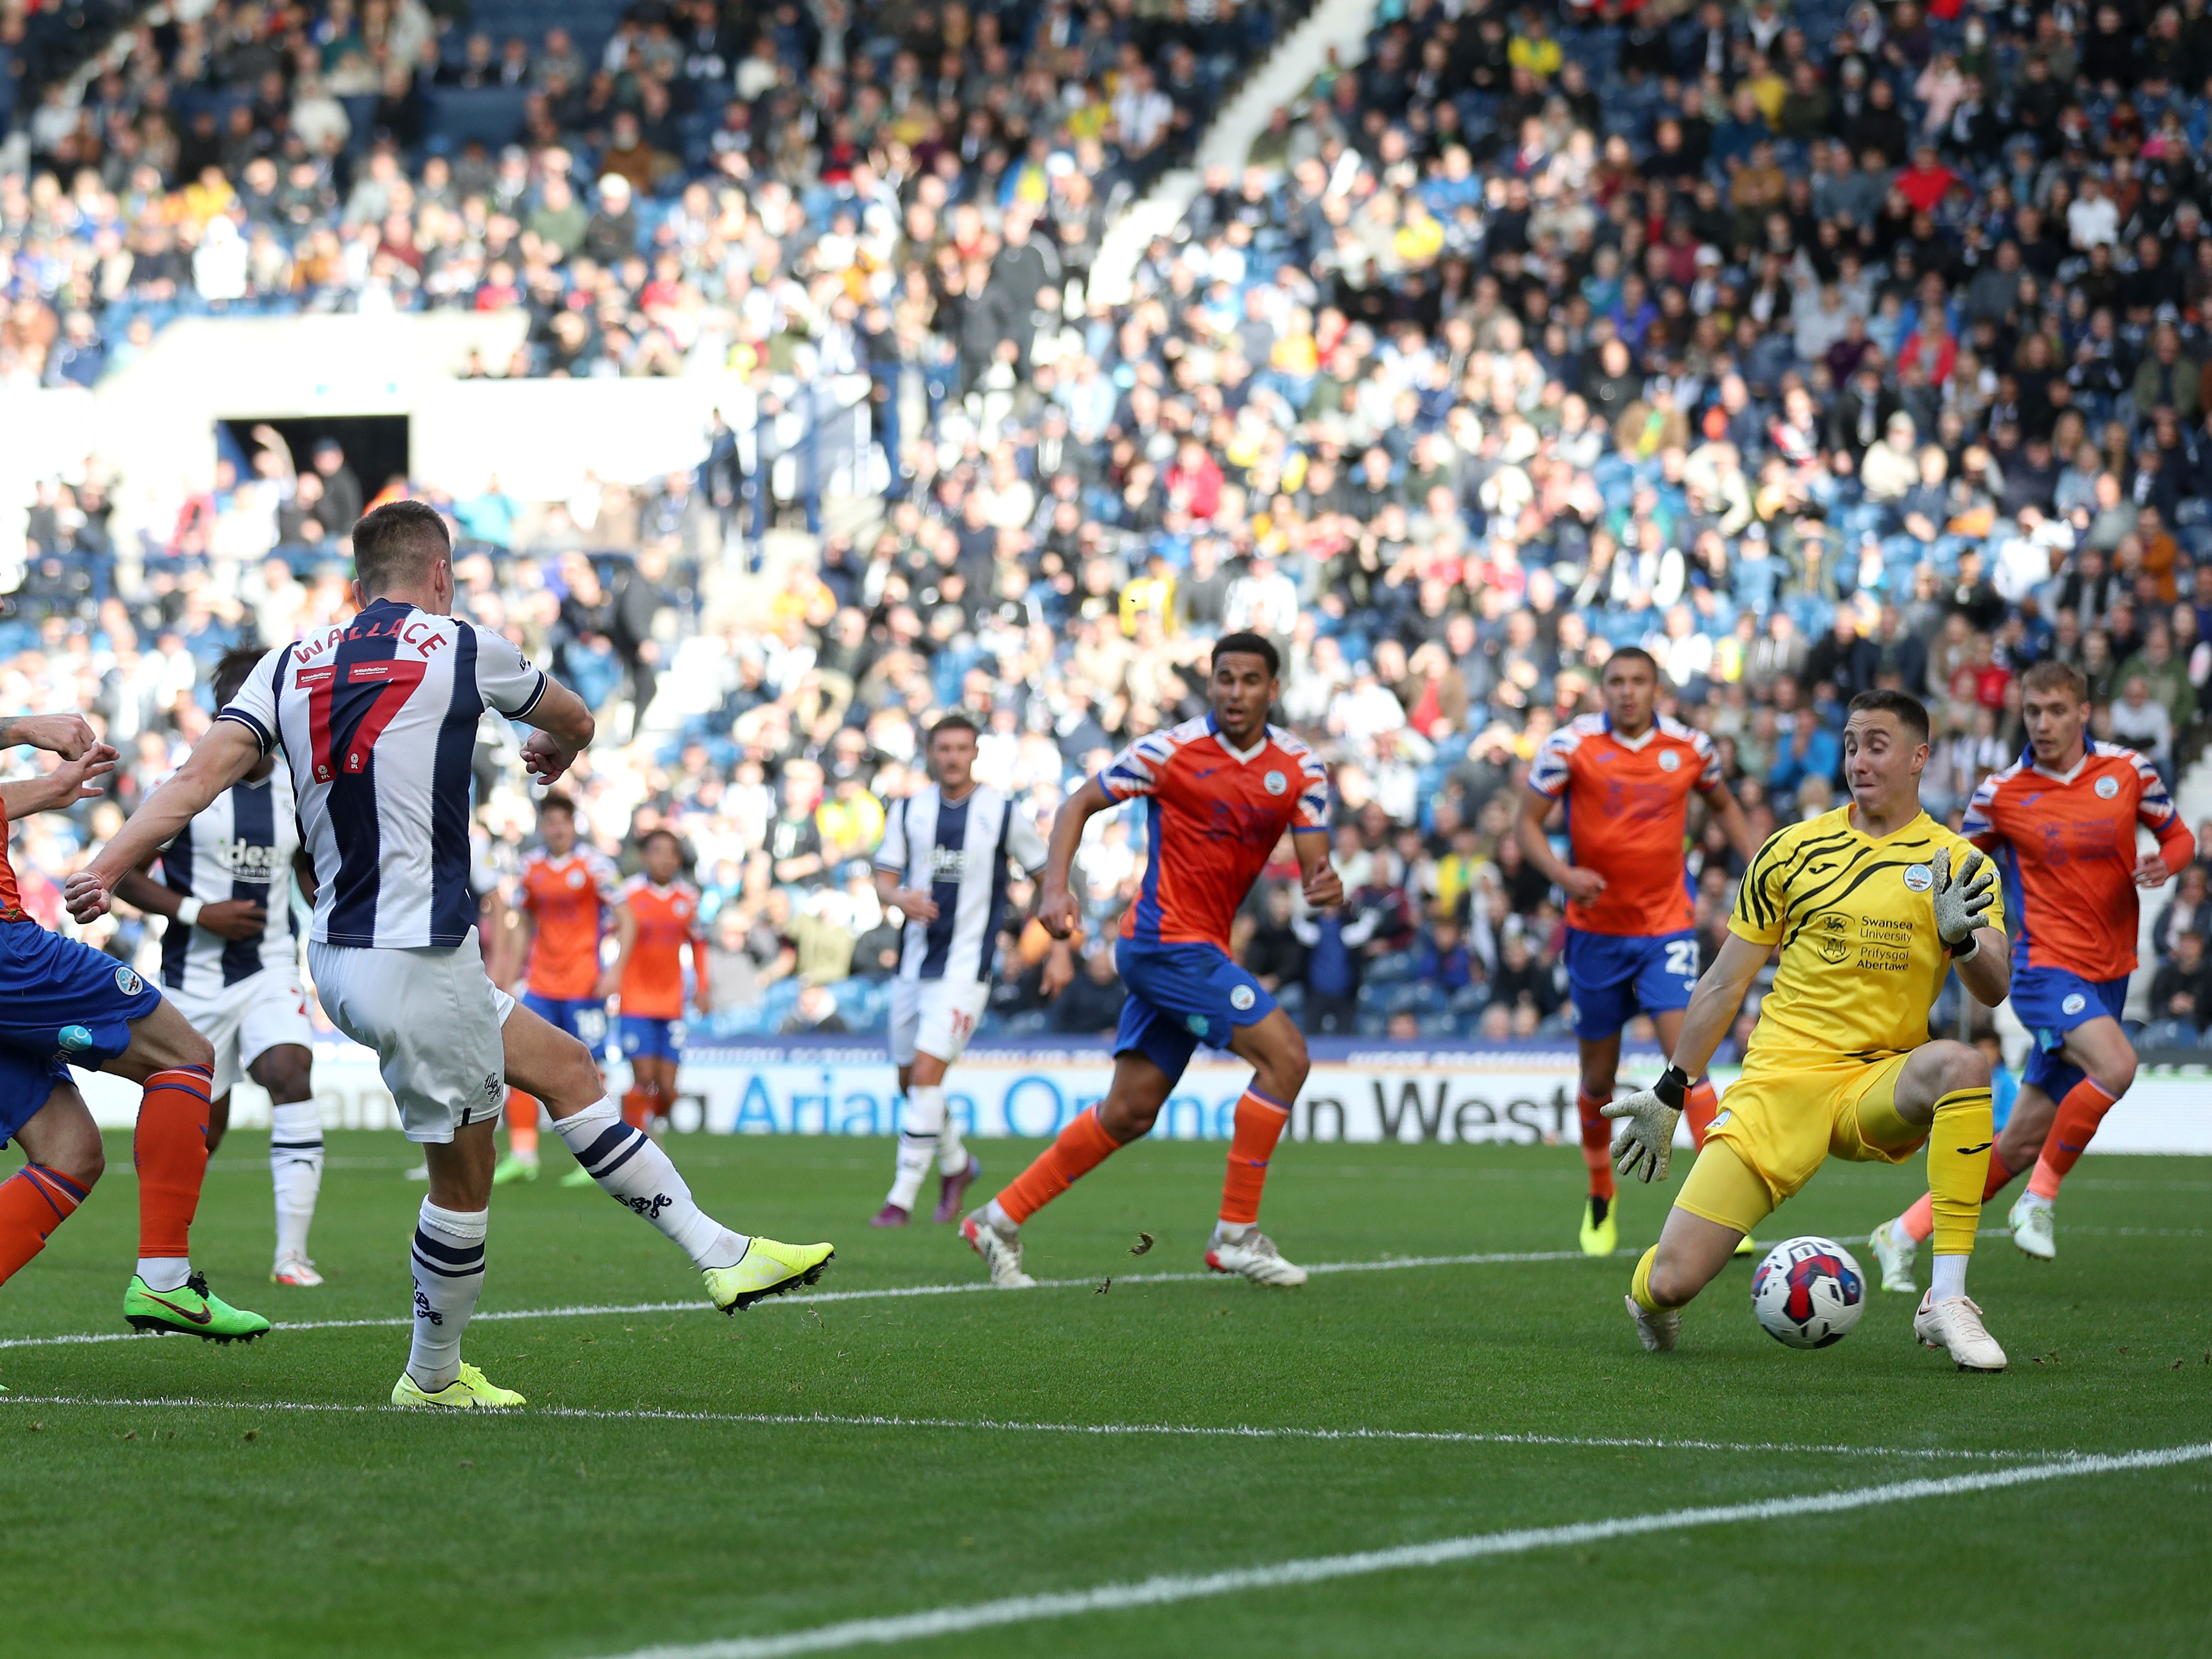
[218,599,547,949]
[157,766,300,997]
[873,783,1048,982]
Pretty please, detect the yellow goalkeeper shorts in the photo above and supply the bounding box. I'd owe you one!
[1675,1050,1927,1234]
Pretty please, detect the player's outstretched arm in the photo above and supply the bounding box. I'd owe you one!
[1602,933,1766,1183]
[1931,848,2009,1008]
[113,864,268,941]
[65,720,263,924]
[0,713,98,759]
[0,743,115,821]
[1036,776,1114,939]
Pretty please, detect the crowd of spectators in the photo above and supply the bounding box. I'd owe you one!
[12,0,2212,1054]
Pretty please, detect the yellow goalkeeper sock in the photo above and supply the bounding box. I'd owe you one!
[1630,1244,1674,1313]
[1926,1086,1995,1258]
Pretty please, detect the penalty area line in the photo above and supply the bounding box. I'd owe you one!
[0,1393,2054,1462]
[589,1441,2212,1659]
[0,1247,1600,1353]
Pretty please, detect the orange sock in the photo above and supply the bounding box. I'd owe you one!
[1900,1147,2015,1244]
[995,1108,1122,1225]
[505,1089,539,1159]
[1577,1091,1617,1204]
[1684,1079,1720,1150]
[0,1163,90,1287]
[135,1065,213,1260]
[2029,1078,2120,1199]
[1220,1086,1291,1225]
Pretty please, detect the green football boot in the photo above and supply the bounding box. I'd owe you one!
[123,1271,272,1343]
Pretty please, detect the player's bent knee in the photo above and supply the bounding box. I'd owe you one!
[1937,1041,1991,1096]
[2090,1053,2137,1098]
[251,1047,314,1103]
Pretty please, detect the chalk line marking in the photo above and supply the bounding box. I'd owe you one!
[581,1441,2212,1659]
[0,1393,2051,1462]
[0,1248,1596,1353]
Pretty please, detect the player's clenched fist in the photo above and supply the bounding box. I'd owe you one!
[1930,847,1994,953]
[2,712,98,759]
[1036,882,1079,939]
[64,867,115,924]
[1301,863,1344,909]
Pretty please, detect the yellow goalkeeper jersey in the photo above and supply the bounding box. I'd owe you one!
[1728,805,2003,1066]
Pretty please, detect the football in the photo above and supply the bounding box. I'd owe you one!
[1751,1236,1868,1349]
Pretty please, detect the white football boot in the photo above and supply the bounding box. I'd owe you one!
[1204,1228,1308,1287]
[1867,1218,1919,1293]
[2009,1191,2056,1261]
[270,1254,324,1287]
[1625,1293,1681,1353]
[1914,1293,2008,1371]
[962,1210,1036,1288]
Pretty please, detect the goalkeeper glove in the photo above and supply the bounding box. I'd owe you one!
[1930,846,1995,959]
[1602,1065,1689,1184]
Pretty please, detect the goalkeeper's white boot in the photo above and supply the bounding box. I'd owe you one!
[1867,1217,1919,1293]
[1205,1225,1307,1287]
[2009,1191,2056,1260]
[1914,1292,2007,1371]
[1624,1294,1680,1353]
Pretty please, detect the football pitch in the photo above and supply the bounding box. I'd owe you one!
[1,1132,2208,1658]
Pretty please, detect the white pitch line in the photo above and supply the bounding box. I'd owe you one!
[592,1441,2212,1659]
[0,1247,1595,1353]
[0,1393,2054,1463]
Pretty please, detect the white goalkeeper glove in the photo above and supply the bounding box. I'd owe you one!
[1602,1065,1688,1184]
[1930,846,1995,961]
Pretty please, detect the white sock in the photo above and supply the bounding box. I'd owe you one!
[553,1100,747,1270]
[408,1200,487,1391]
[981,1197,1015,1233]
[936,1100,970,1177]
[270,1099,325,1264]
[1212,1220,1254,1246]
[137,1257,191,1292]
[887,1132,935,1211]
[1930,1253,1968,1302]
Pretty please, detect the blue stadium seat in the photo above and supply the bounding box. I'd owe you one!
[424,88,530,150]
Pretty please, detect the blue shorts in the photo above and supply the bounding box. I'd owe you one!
[2011,965,2128,1098]
[1112,939,1276,1084]
[617,1015,683,1062]
[0,922,163,1143]
[522,992,608,1052]
[1564,928,1699,1041]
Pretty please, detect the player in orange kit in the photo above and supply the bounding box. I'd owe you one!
[961,632,1341,1289]
[1869,660,2193,1282]
[599,829,708,1134]
[1516,647,1758,1257]
[494,792,619,1185]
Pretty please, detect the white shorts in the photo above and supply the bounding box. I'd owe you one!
[307,932,517,1144]
[169,966,315,1098]
[889,977,991,1069]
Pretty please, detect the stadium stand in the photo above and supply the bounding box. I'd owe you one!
[5,0,2212,1055]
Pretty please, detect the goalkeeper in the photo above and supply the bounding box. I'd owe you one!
[1605,690,2014,1372]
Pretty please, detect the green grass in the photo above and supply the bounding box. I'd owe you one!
[2,1131,2209,1658]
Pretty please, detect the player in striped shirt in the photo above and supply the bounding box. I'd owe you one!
[0,713,270,1341]
[599,829,708,1135]
[72,499,832,1408]
[1517,647,1758,1258]
[498,794,619,1185]
[1869,660,2195,1283]
[869,714,1050,1227]
[112,647,326,1287]
[961,632,1341,1289]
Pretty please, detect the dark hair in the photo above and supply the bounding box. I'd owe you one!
[212,644,268,708]
[1847,688,1931,746]
[537,791,576,818]
[351,498,451,596]
[928,713,980,742]
[1211,630,1281,678]
[1604,646,1660,679]
[640,826,682,854]
[2021,660,2090,702]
